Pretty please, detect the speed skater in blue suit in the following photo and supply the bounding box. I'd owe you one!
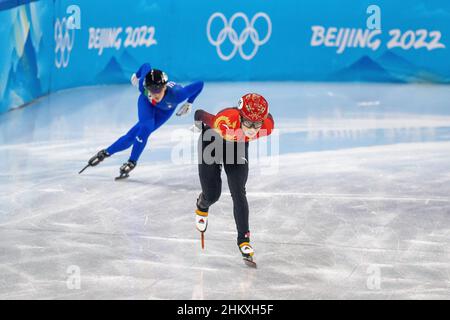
[79,63,204,179]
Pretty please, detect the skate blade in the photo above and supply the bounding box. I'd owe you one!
[114,174,129,181]
[78,164,90,174]
[201,232,205,250]
[243,257,257,268]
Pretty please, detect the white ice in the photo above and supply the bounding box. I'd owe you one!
[0,83,449,299]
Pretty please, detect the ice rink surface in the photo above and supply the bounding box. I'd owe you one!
[0,82,449,299]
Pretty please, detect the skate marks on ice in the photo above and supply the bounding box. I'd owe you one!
[0,226,261,299]
[238,143,450,299]
[1,83,450,299]
[1,141,450,298]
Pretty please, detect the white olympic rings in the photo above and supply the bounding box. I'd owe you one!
[207,12,272,61]
[54,17,75,69]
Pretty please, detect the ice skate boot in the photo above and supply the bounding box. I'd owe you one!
[195,209,208,233]
[79,149,110,174]
[115,160,136,180]
[239,241,256,268]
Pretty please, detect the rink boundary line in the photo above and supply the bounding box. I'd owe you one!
[1,226,449,256]
[231,192,450,203]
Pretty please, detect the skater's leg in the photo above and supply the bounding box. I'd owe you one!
[106,94,154,156]
[198,162,222,210]
[197,129,222,211]
[128,95,157,163]
[224,142,250,245]
[106,123,140,155]
[129,119,156,162]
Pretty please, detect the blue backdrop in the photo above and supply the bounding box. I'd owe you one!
[1,0,449,113]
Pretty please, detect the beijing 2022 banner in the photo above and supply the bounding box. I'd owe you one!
[0,0,449,113]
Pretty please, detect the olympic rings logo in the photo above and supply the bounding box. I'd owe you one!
[54,17,75,69]
[207,12,272,61]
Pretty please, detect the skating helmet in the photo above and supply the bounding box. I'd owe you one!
[238,93,269,122]
[144,69,168,93]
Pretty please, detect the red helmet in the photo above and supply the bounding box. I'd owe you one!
[238,93,269,122]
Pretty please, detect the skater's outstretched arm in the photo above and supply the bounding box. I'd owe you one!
[174,81,204,104]
[135,63,152,94]
[194,109,215,128]
[174,81,205,117]
[135,63,152,78]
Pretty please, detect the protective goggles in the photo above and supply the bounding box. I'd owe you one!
[241,118,263,129]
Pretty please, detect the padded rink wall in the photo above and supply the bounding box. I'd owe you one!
[0,0,449,113]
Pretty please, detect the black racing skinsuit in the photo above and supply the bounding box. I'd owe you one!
[196,113,250,246]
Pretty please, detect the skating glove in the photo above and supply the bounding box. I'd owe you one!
[176,102,192,117]
[130,73,139,87]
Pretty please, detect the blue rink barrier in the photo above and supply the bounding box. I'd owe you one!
[1,0,449,113]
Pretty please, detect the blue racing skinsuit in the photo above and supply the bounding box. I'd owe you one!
[106,63,204,162]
